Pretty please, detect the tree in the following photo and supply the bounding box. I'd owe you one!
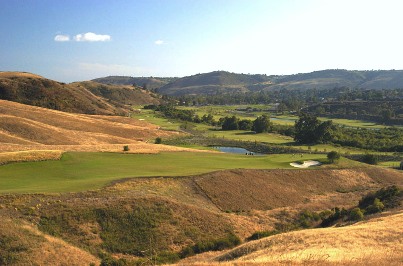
[294,113,336,144]
[294,113,321,143]
[252,115,272,133]
[201,114,215,125]
[238,119,253,130]
[221,116,239,130]
[327,151,340,163]
[316,120,336,143]
[123,145,129,151]
[155,137,162,144]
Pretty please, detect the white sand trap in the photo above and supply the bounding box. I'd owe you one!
[290,160,322,168]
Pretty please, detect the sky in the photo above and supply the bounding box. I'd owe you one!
[1,0,403,82]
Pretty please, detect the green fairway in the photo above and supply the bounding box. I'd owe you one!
[130,108,183,131]
[0,151,328,194]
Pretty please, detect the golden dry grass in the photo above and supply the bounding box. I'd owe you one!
[0,150,63,165]
[1,218,100,265]
[192,168,403,213]
[0,71,44,79]
[0,99,199,154]
[208,211,403,266]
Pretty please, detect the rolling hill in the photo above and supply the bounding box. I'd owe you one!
[0,99,189,155]
[0,72,160,115]
[157,71,271,95]
[72,81,160,106]
[92,75,178,90]
[106,69,403,96]
[0,166,402,265]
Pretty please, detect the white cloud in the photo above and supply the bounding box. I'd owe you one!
[154,40,164,45]
[54,34,70,42]
[74,32,111,42]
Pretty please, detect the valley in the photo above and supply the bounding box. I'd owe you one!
[0,71,402,265]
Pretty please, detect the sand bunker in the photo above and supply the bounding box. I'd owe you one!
[290,160,322,168]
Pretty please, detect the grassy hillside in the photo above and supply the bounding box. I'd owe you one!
[210,211,403,265]
[0,72,159,115]
[73,81,161,106]
[0,166,401,265]
[0,99,189,156]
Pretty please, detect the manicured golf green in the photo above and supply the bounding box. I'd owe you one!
[0,151,327,194]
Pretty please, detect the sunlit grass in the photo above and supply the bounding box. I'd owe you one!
[0,151,330,194]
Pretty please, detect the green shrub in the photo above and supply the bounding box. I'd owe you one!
[359,185,402,209]
[327,151,340,163]
[320,207,348,227]
[361,153,378,165]
[349,208,364,221]
[246,230,278,241]
[123,145,130,152]
[180,233,241,258]
[365,198,385,214]
[155,137,162,144]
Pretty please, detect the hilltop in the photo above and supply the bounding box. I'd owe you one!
[0,72,160,115]
[101,69,403,96]
[92,75,178,90]
[157,71,271,95]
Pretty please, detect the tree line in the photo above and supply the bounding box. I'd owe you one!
[145,104,403,152]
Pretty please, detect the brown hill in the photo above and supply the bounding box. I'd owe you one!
[72,81,161,106]
[0,166,402,265]
[0,72,160,115]
[0,99,189,154]
[193,167,403,212]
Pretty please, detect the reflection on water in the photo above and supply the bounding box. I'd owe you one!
[213,146,263,155]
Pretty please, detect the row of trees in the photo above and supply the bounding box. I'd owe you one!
[220,115,273,133]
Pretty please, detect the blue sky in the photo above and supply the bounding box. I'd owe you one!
[1,0,403,82]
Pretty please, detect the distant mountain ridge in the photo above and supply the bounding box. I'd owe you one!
[92,76,178,90]
[95,69,403,96]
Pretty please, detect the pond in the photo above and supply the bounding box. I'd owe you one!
[213,146,263,155]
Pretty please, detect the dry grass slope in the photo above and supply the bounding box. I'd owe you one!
[0,99,196,154]
[210,211,403,266]
[193,168,403,212]
[0,167,402,265]
[1,218,99,265]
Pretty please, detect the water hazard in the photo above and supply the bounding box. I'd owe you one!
[213,146,263,155]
